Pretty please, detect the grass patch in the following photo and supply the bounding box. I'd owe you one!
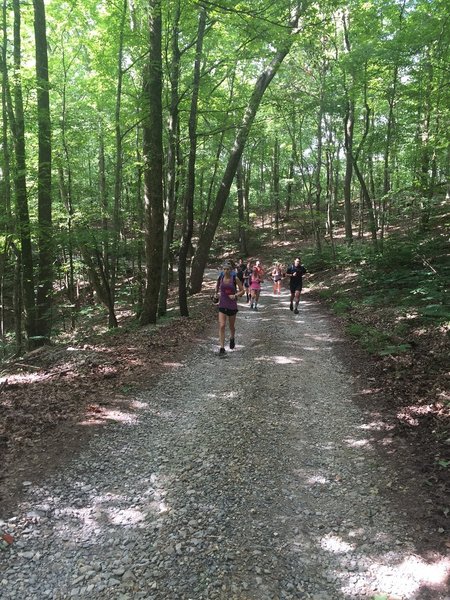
[346,322,387,351]
[332,299,352,315]
[308,223,448,338]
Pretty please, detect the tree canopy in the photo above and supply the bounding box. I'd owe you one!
[0,0,448,350]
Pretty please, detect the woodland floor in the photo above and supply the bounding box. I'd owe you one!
[0,260,448,551]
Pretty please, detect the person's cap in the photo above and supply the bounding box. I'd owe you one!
[222,261,232,269]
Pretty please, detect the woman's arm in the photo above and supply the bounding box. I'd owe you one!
[232,277,245,298]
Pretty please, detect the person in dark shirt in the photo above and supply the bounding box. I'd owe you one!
[286,257,307,314]
[235,258,246,284]
[242,261,252,303]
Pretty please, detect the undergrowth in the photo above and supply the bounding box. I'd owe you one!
[305,227,449,356]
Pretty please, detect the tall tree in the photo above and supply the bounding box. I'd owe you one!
[342,10,354,246]
[178,6,206,317]
[11,0,37,344]
[189,7,301,294]
[158,0,181,317]
[109,0,128,323]
[140,0,164,325]
[33,0,53,344]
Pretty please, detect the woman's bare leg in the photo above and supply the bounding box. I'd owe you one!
[229,314,236,340]
[218,312,227,348]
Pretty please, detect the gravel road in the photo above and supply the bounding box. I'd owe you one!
[1,280,449,599]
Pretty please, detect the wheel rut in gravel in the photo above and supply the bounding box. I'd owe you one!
[1,280,449,600]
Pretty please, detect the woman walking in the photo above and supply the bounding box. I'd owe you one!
[215,261,245,355]
[271,262,284,295]
[243,260,252,302]
[249,265,263,310]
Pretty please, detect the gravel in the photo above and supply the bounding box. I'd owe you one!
[1,282,449,599]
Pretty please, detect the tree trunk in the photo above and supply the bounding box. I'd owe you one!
[135,129,144,317]
[110,0,128,319]
[1,0,11,229]
[273,137,280,236]
[178,7,206,317]
[159,0,180,317]
[200,65,237,237]
[98,130,109,270]
[12,0,37,344]
[314,80,324,254]
[59,47,76,327]
[236,160,248,255]
[140,0,164,325]
[342,13,354,246]
[81,244,118,327]
[351,89,378,250]
[189,16,299,294]
[12,246,23,355]
[418,53,433,229]
[33,0,53,345]
[286,153,294,218]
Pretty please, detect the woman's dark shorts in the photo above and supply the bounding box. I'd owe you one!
[219,307,238,316]
[290,284,303,293]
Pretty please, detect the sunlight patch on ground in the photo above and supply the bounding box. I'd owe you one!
[78,408,139,426]
[360,386,383,395]
[303,332,342,343]
[397,403,437,427]
[49,473,171,544]
[129,400,148,409]
[359,420,395,432]
[222,391,238,399]
[254,355,303,365]
[320,533,355,554]
[396,311,419,322]
[321,442,336,451]
[317,532,450,598]
[0,371,50,386]
[107,508,146,525]
[67,344,111,354]
[306,474,330,486]
[158,500,170,514]
[146,408,177,421]
[161,361,184,367]
[343,437,372,449]
[340,554,450,599]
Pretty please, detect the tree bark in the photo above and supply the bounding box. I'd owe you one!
[109,0,128,323]
[33,0,53,345]
[313,77,324,254]
[350,84,378,250]
[236,160,248,256]
[273,137,280,236]
[342,13,354,246]
[159,0,181,317]
[178,7,206,317]
[140,0,164,325]
[12,0,37,344]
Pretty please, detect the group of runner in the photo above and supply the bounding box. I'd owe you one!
[214,257,307,356]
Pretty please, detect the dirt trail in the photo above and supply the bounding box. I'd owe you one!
[0,278,449,599]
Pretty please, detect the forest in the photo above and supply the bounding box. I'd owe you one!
[0,0,448,355]
[0,0,449,559]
